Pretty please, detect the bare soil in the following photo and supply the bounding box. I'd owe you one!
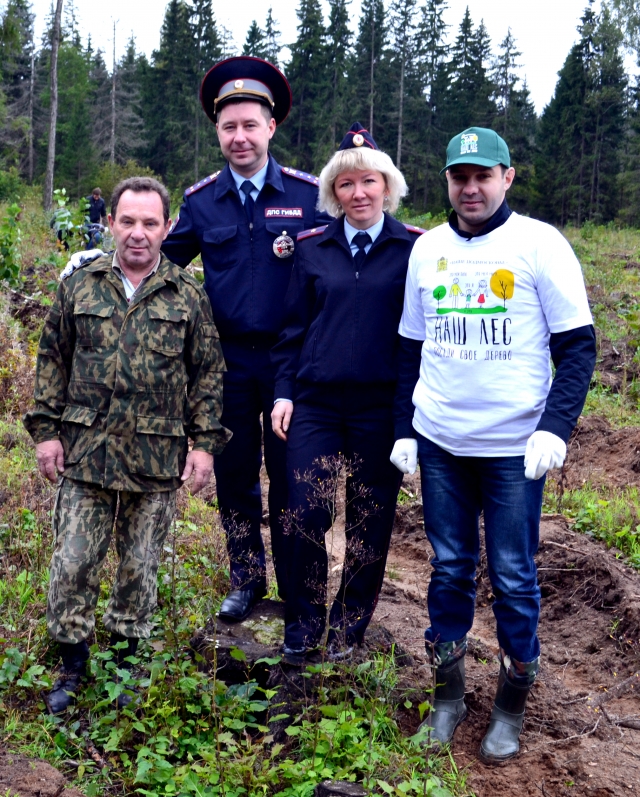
[372,469,640,796]
[0,749,85,797]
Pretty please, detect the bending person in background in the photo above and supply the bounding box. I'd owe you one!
[271,123,424,664]
[391,127,596,762]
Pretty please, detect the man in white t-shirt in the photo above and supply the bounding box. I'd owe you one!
[390,127,596,763]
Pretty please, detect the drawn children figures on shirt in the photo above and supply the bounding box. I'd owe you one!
[474,279,489,307]
[465,283,473,308]
[449,277,464,308]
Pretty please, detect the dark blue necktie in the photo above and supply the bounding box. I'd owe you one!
[352,231,372,270]
[241,180,256,223]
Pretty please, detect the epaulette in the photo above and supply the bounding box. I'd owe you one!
[185,171,221,197]
[281,167,320,187]
[404,223,428,235]
[297,225,328,242]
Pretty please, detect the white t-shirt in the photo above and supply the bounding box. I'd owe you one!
[398,213,593,456]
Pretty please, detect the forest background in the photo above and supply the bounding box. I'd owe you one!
[2,0,640,227]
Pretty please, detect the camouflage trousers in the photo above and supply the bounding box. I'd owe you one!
[47,477,176,644]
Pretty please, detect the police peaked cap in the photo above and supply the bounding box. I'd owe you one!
[338,122,379,151]
[200,56,292,125]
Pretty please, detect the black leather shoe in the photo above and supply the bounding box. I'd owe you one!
[47,670,85,714]
[46,640,90,715]
[218,588,265,623]
[280,644,311,667]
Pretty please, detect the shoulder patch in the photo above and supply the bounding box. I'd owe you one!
[281,166,320,187]
[185,171,221,197]
[297,225,328,242]
[404,223,428,235]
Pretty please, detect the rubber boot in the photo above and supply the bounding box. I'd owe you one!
[109,632,139,709]
[480,661,535,764]
[419,637,468,747]
[46,640,90,715]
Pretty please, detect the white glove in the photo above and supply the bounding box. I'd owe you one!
[390,438,418,475]
[59,248,106,281]
[524,431,567,480]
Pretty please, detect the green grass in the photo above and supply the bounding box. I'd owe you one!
[544,479,640,569]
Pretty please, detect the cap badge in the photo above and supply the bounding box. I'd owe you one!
[273,231,295,258]
[353,133,364,147]
[460,133,479,155]
[234,79,244,89]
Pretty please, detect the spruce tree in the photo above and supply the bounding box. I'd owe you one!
[264,7,282,66]
[387,0,418,168]
[0,0,35,177]
[286,0,328,171]
[190,0,222,181]
[349,0,386,134]
[242,21,268,58]
[414,0,449,210]
[441,8,496,136]
[324,0,352,153]
[535,3,625,224]
[145,0,198,186]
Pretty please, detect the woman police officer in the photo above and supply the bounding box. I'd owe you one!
[271,123,424,661]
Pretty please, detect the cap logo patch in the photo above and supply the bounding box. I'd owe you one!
[460,133,479,155]
[353,133,364,147]
[235,80,244,89]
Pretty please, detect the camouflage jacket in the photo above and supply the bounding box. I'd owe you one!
[23,253,231,492]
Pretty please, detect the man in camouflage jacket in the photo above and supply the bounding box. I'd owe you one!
[24,177,231,713]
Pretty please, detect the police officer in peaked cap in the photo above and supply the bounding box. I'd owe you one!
[162,57,332,622]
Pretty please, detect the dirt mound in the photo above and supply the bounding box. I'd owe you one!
[562,415,640,490]
[0,749,84,797]
[379,512,640,797]
[596,336,639,394]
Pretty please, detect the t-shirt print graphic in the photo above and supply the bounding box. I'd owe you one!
[433,268,515,314]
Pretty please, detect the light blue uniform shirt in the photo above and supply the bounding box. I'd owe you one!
[344,215,384,257]
[230,161,269,203]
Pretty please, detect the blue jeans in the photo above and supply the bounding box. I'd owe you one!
[417,434,544,663]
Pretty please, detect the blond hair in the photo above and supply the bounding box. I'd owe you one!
[318,148,408,218]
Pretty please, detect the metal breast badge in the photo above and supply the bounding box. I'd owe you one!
[273,230,295,258]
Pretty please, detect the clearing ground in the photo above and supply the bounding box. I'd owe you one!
[356,431,640,797]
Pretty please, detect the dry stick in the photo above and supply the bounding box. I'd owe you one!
[541,539,592,557]
[527,717,601,751]
[584,671,640,711]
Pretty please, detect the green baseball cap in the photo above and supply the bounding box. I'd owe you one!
[441,127,510,173]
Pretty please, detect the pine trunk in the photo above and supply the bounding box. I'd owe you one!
[369,15,375,133]
[43,0,64,211]
[110,23,117,166]
[28,50,35,184]
[396,52,405,167]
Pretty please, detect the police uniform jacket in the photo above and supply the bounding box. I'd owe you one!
[24,254,231,492]
[162,156,331,346]
[272,213,423,401]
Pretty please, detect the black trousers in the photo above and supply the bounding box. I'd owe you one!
[284,383,403,648]
[213,342,288,596]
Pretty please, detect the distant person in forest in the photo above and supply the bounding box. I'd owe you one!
[390,127,596,762]
[84,188,107,249]
[87,188,107,225]
[25,177,230,714]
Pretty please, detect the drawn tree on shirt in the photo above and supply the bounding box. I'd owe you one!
[433,285,446,308]
[490,269,515,308]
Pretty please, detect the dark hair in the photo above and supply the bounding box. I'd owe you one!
[110,177,170,223]
[92,187,102,196]
[215,98,274,124]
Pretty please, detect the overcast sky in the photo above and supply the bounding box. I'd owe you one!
[28,0,607,113]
